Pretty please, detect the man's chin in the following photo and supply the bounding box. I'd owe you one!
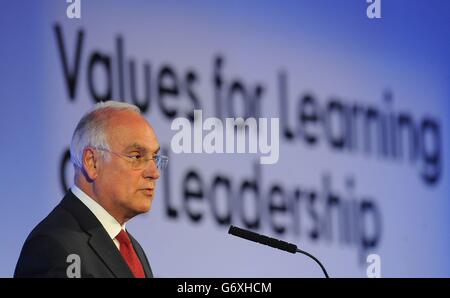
[127,196,153,218]
[138,199,153,213]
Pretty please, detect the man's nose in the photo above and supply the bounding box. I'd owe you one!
[143,159,160,180]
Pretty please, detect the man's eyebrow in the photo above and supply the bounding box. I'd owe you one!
[124,143,147,152]
[125,143,160,154]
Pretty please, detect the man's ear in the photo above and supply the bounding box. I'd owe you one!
[82,147,99,180]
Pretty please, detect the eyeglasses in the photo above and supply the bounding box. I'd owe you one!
[94,147,168,170]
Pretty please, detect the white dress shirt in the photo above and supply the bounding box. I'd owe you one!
[71,185,125,250]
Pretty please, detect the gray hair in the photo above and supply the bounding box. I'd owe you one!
[70,101,141,169]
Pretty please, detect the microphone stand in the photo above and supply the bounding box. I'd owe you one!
[228,225,330,278]
[296,248,329,278]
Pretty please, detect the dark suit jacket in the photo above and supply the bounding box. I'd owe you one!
[14,190,153,278]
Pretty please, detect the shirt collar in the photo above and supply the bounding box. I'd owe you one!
[71,185,125,240]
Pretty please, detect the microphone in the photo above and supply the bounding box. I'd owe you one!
[228,225,329,278]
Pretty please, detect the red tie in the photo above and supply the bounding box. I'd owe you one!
[115,229,145,278]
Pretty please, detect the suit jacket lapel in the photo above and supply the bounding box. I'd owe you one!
[129,235,153,278]
[60,191,134,278]
[87,226,134,278]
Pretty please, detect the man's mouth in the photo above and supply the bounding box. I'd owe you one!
[141,188,154,196]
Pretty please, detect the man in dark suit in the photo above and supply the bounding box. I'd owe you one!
[15,101,168,278]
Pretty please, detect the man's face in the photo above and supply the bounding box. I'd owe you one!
[94,111,161,222]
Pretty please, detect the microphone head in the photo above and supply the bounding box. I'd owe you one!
[228,226,328,277]
[228,225,297,254]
